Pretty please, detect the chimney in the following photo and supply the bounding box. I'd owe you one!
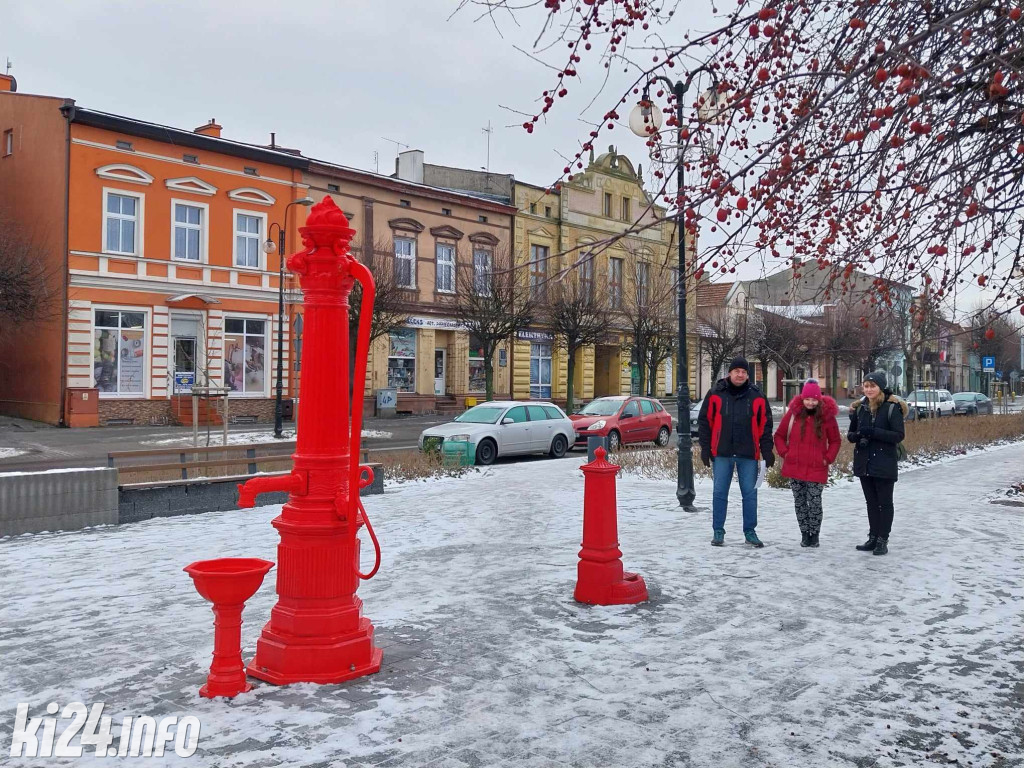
[0,74,17,93]
[194,118,222,138]
[396,149,424,184]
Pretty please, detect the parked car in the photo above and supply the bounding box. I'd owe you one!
[690,399,702,437]
[953,391,993,416]
[905,389,956,419]
[418,401,575,466]
[569,396,674,451]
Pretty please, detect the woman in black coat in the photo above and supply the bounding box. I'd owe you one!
[848,371,906,556]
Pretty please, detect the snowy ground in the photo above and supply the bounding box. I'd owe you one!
[0,447,26,460]
[1,445,1022,767]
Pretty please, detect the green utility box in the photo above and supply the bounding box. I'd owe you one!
[441,440,474,467]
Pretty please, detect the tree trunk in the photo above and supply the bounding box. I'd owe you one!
[761,358,771,400]
[566,344,577,412]
[484,356,494,402]
[830,353,838,398]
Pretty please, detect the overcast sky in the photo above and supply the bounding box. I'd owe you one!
[0,1,1009,318]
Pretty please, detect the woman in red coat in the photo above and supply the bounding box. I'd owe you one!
[773,380,841,548]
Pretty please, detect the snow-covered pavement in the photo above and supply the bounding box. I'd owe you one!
[2,444,1022,767]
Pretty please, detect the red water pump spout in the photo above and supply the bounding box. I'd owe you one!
[237,471,305,509]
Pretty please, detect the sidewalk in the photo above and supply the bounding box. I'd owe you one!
[1,443,1021,766]
[0,413,448,472]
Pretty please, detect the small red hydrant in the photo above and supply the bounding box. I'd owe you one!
[574,447,648,606]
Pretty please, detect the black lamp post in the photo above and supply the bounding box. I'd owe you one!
[629,68,721,511]
[265,196,314,439]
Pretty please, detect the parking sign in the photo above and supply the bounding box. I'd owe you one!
[982,356,996,372]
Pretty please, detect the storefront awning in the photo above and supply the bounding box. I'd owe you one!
[166,293,222,304]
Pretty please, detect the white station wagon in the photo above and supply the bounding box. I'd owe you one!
[418,401,575,465]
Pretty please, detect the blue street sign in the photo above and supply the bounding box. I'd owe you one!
[982,356,996,372]
[995,371,1003,380]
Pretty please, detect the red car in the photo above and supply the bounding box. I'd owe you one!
[569,396,673,451]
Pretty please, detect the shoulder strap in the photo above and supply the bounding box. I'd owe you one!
[787,411,796,443]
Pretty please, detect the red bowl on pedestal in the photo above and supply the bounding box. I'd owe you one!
[183,558,274,605]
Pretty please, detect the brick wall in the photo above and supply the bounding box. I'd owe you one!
[99,399,173,425]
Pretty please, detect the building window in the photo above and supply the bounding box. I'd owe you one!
[442,208,452,216]
[400,199,411,208]
[243,166,259,176]
[638,262,650,307]
[478,215,488,223]
[603,192,613,217]
[104,192,140,255]
[530,342,552,399]
[530,244,548,301]
[183,153,199,164]
[234,212,262,268]
[469,334,487,393]
[436,243,456,293]
[327,183,340,193]
[579,255,594,299]
[609,257,623,309]
[529,203,537,214]
[621,197,631,221]
[394,237,416,289]
[473,249,492,295]
[173,203,203,262]
[388,329,416,392]
[116,140,134,151]
[544,206,552,218]
[93,310,146,395]
[224,318,266,395]
[2,129,12,157]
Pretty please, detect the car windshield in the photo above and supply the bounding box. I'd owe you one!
[907,390,939,402]
[952,393,973,401]
[579,399,623,416]
[454,406,505,424]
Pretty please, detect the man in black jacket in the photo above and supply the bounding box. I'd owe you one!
[697,357,775,548]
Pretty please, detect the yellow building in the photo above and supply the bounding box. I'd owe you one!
[510,147,698,405]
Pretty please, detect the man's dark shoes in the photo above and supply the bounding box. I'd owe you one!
[872,537,889,556]
[855,534,878,552]
[711,529,725,546]
[744,530,764,548]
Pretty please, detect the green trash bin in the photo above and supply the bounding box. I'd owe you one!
[441,439,474,467]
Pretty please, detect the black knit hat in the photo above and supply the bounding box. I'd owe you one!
[864,370,888,389]
[728,356,750,373]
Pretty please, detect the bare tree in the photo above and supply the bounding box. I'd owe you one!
[970,309,1023,391]
[747,307,810,393]
[812,304,863,397]
[696,305,744,386]
[445,246,534,401]
[620,251,677,397]
[853,311,901,381]
[0,215,59,346]
[545,269,609,412]
[348,237,412,396]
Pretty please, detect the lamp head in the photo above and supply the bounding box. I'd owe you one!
[263,239,277,254]
[628,99,663,138]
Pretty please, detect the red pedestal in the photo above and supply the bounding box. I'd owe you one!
[183,558,274,698]
[238,197,382,685]
[574,448,648,606]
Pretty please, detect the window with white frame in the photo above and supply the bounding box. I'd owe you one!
[394,237,416,289]
[223,317,267,395]
[3,129,12,157]
[530,342,552,399]
[436,243,456,293]
[234,213,262,268]
[93,310,146,395]
[105,192,139,255]
[173,203,203,262]
[473,249,492,295]
[388,329,416,392]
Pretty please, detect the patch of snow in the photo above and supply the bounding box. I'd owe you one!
[0,465,110,478]
[0,447,26,460]
[361,429,393,439]
[141,428,391,447]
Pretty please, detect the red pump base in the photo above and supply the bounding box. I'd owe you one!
[574,448,649,606]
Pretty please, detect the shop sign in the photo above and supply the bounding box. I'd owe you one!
[517,330,554,341]
[403,315,465,331]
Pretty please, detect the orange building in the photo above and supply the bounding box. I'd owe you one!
[0,75,310,426]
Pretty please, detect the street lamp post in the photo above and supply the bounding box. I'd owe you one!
[629,69,720,511]
[265,196,314,439]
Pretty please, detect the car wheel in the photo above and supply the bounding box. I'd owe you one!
[656,426,671,447]
[475,439,497,466]
[608,430,621,451]
[549,434,568,459]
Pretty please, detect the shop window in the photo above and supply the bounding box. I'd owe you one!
[224,317,267,395]
[93,310,146,395]
[530,342,552,399]
[388,329,416,392]
[469,334,487,393]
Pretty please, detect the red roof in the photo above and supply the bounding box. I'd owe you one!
[696,281,734,307]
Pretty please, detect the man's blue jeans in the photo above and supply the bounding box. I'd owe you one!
[712,456,759,533]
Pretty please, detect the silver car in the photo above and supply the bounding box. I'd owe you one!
[418,401,576,465]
